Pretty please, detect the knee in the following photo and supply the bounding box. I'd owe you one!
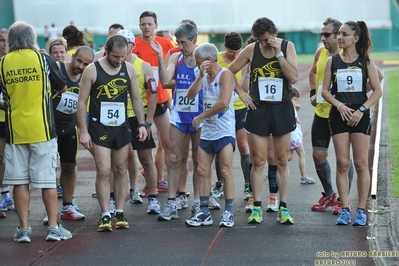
[252,156,266,168]
[61,163,76,175]
[336,160,350,174]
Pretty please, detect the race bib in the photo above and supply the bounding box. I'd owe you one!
[337,69,362,93]
[100,102,125,126]
[316,81,328,104]
[174,89,199,112]
[203,96,218,121]
[56,91,78,114]
[258,77,283,102]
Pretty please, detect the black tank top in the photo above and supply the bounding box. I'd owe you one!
[52,61,81,128]
[330,54,368,105]
[89,61,130,126]
[249,39,292,103]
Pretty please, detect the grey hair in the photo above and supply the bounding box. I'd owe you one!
[175,23,197,41]
[7,21,39,52]
[194,43,218,62]
[0,28,8,35]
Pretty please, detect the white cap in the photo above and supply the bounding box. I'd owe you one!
[116,30,135,43]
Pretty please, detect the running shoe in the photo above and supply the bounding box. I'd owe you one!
[353,209,367,226]
[245,197,254,213]
[176,195,188,210]
[13,227,31,243]
[311,192,338,211]
[130,188,143,204]
[98,215,113,232]
[139,186,158,197]
[191,203,200,217]
[0,195,14,211]
[92,191,97,198]
[248,206,263,224]
[300,176,315,184]
[157,180,168,192]
[147,198,161,214]
[61,205,85,221]
[114,212,129,229]
[0,210,5,218]
[57,185,63,198]
[277,206,294,224]
[176,191,191,198]
[336,209,351,225]
[110,199,116,215]
[158,203,178,221]
[185,212,213,227]
[244,183,252,200]
[266,195,279,212]
[219,210,234,228]
[209,195,221,210]
[211,181,224,198]
[42,212,59,225]
[46,223,72,241]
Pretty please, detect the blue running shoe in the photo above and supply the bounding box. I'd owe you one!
[353,209,367,226]
[57,185,63,198]
[336,209,351,225]
[0,196,14,211]
[185,211,213,226]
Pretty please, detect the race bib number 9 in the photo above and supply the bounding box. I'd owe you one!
[337,69,362,93]
[56,91,78,114]
[258,77,283,102]
[100,102,125,126]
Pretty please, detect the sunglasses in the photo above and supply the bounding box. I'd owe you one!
[226,49,241,55]
[320,32,336,38]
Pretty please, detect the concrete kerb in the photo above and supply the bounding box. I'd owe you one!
[369,68,399,266]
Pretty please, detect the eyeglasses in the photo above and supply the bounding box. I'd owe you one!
[320,32,336,38]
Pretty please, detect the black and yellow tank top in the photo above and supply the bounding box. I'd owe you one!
[89,61,130,127]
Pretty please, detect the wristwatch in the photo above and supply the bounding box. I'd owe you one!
[276,51,284,58]
[138,123,146,128]
[146,122,153,127]
[359,105,367,112]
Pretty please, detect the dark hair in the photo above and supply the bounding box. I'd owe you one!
[108,23,124,31]
[175,23,197,41]
[344,20,372,67]
[140,11,157,24]
[62,25,86,48]
[180,19,197,31]
[291,87,300,99]
[106,35,128,53]
[224,31,243,50]
[245,35,257,46]
[251,17,277,38]
[75,45,94,59]
[323,18,342,34]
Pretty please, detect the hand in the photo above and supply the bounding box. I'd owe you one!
[137,127,148,142]
[310,95,316,107]
[79,132,93,150]
[241,94,257,110]
[348,110,363,127]
[145,125,152,140]
[337,104,355,122]
[192,115,203,130]
[199,60,210,78]
[149,36,163,55]
[268,37,282,54]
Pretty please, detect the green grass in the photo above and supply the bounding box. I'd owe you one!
[297,51,399,65]
[387,70,399,197]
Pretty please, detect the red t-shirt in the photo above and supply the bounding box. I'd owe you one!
[133,36,175,104]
